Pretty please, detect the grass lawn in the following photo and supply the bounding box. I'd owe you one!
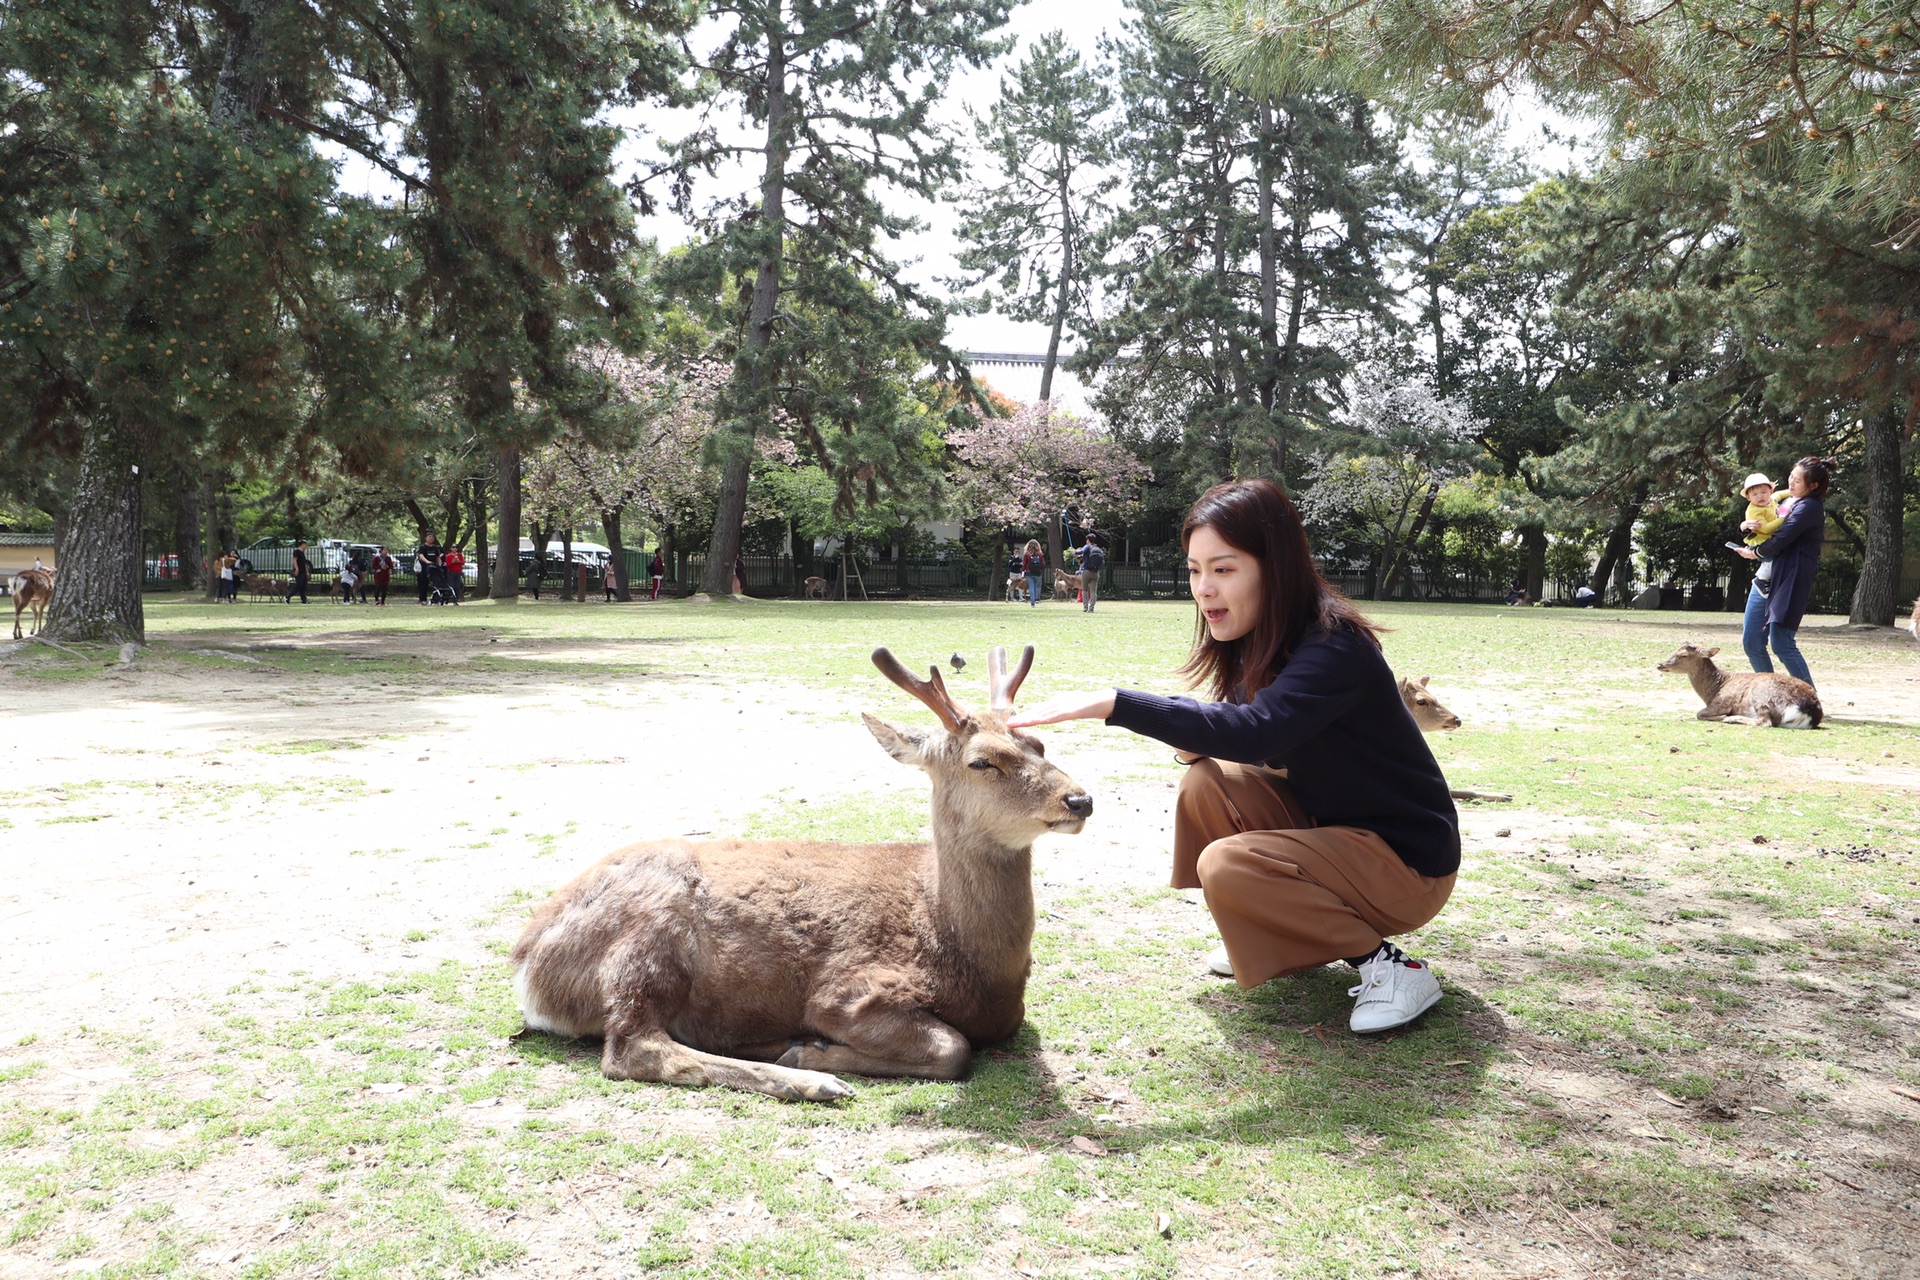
[2,595,1918,1279]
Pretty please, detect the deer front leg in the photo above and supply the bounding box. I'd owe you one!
[778,1006,973,1081]
[602,1021,853,1102]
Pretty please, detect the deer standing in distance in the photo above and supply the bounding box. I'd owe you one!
[9,568,54,640]
[510,644,1092,1102]
[1657,642,1823,728]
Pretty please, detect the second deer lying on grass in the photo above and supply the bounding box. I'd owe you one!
[1657,642,1823,728]
[1397,676,1461,731]
[1395,677,1508,801]
[511,645,1091,1102]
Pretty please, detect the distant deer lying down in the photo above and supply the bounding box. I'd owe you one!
[1657,642,1822,728]
[1398,676,1461,732]
[511,645,1092,1102]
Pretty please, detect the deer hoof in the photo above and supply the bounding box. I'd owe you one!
[776,1039,831,1069]
[793,1072,855,1103]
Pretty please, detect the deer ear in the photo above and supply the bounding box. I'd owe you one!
[862,713,927,765]
[1706,646,1720,658]
[1417,676,1431,687]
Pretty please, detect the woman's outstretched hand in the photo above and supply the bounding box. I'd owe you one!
[1007,690,1118,729]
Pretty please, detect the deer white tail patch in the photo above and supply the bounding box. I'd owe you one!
[513,963,593,1038]
[1778,705,1816,729]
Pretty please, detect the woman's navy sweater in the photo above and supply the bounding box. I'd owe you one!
[1106,623,1461,877]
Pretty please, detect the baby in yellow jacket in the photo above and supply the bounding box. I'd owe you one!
[1737,472,1791,596]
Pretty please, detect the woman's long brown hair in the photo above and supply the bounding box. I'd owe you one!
[1176,479,1382,701]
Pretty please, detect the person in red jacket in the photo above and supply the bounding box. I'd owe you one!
[442,546,467,604]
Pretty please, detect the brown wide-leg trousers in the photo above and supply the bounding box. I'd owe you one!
[1174,759,1456,989]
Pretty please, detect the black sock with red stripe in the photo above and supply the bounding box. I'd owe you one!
[1345,942,1411,970]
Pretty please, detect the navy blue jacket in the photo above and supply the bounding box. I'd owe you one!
[1106,624,1461,877]
[1756,496,1825,628]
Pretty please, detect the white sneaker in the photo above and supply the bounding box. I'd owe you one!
[1348,945,1441,1033]
[1206,945,1235,977]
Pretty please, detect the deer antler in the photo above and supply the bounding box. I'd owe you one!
[871,647,969,732]
[987,644,1035,710]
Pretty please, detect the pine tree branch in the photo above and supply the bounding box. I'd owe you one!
[258,103,431,194]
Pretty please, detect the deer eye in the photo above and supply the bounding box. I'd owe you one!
[968,760,998,772]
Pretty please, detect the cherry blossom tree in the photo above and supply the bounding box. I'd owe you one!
[1295,370,1483,597]
[524,351,728,598]
[946,400,1152,588]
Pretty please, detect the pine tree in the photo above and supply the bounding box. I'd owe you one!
[1,1,399,642]
[952,31,1115,402]
[659,0,1014,598]
[1075,0,1401,493]
[1175,0,1920,240]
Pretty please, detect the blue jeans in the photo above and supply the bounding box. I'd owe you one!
[1027,573,1042,605]
[1741,584,1813,684]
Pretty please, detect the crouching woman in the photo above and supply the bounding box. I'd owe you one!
[1010,479,1460,1034]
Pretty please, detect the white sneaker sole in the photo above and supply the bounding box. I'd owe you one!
[1352,984,1442,1034]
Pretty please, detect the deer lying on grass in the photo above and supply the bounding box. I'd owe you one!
[9,568,54,640]
[1657,642,1822,728]
[1397,676,1461,732]
[511,644,1092,1102]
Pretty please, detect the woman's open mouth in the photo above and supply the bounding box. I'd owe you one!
[1203,609,1229,625]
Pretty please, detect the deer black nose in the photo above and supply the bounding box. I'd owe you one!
[1064,793,1093,818]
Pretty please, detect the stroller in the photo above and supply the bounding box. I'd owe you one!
[425,564,458,606]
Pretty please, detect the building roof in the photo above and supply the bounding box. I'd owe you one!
[0,532,57,545]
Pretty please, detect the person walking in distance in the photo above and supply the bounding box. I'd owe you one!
[414,533,440,604]
[648,549,665,601]
[1022,539,1045,607]
[370,546,395,605]
[603,556,619,601]
[1010,479,1460,1037]
[1075,534,1106,613]
[286,540,312,604]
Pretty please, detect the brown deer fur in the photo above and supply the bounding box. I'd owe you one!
[802,576,828,600]
[1052,569,1080,601]
[1397,676,1461,731]
[1656,642,1822,728]
[510,645,1092,1102]
[9,568,54,640]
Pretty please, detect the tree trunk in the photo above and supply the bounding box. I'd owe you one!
[1255,100,1279,421]
[560,527,575,600]
[201,467,221,601]
[172,461,203,593]
[44,414,153,644]
[1590,498,1642,603]
[1519,523,1546,602]
[1849,406,1906,626]
[471,475,490,598]
[702,34,788,597]
[1381,480,1441,599]
[603,508,629,601]
[491,448,520,600]
[1040,149,1074,403]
